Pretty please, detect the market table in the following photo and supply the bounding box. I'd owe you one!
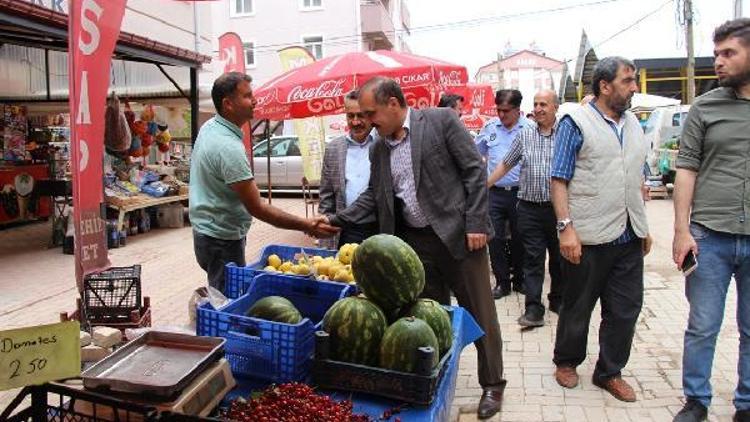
[106,193,188,232]
[228,306,484,422]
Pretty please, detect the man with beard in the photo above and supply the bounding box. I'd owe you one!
[672,18,750,422]
[549,57,652,402]
[318,90,377,247]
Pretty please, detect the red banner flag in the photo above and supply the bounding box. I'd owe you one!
[218,32,252,153]
[68,0,126,289]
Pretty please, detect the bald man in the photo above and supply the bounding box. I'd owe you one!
[487,89,565,328]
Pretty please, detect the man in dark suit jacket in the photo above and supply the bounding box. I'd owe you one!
[328,77,507,419]
[318,90,377,248]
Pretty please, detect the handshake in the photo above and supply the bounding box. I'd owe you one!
[304,215,339,239]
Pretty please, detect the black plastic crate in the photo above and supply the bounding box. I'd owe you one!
[1,383,159,422]
[312,331,451,406]
[83,265,142,321]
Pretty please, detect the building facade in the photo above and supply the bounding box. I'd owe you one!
[210,0,411,86]
[475,49,564,113]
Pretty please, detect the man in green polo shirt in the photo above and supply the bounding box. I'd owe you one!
[672,18,750,422]
[190,72,338,293]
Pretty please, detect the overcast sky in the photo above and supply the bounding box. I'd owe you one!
[408,0,748,79]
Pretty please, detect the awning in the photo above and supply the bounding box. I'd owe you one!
[0,0,211,68]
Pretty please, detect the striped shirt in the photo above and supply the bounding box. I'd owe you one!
[551,101,637,245]
[382,108,430,228]
[503,121,556,203]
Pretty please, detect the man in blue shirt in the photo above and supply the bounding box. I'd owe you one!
[318,90,377,247]
[189,72,338,293]
[475,89,529,298]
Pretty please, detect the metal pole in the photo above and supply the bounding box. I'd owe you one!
[685,0,696,103]
[496,52,503,91]
[190,67,199,144]
[264,119,272,204]
[736,0,743,18]
[44,49,51,101]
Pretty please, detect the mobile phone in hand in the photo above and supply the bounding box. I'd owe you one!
[682,250,698,276]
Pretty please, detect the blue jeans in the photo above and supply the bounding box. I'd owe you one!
[683,222,750,410]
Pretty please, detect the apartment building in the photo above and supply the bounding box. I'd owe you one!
[211,0,411,86]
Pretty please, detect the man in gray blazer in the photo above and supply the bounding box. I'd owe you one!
[328,77,506,419]
[318,90,377,247]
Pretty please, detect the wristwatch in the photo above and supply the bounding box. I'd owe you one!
[556,218,572,232]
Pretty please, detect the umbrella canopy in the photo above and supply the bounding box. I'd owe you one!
[253,50,468,120]
[454,83,497,116]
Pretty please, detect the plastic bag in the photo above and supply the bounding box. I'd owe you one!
[104,93,132,153]
[188,286,229,327]
[658,153,671,175]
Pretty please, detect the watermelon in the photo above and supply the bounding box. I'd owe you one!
[351,234,425,312]
[245,296,302,324]
[379,317,439,373]
[401,299,453,357]
[322,296,387,365]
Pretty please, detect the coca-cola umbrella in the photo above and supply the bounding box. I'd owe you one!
[454,84,498,131]
[253,50,468,120]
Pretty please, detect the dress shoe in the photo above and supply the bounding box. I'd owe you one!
[518,308,544,327]
[592,375,636,402]
[477,387,504,419]
[554,366,579,388]
[492,285,510,299]
[735,409,750,422]
[673,400,707,421]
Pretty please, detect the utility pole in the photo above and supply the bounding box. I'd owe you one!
[684,0,696,103]
[736,0,743,18]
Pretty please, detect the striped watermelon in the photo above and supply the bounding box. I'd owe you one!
[401,299,453,357]
[351,234,425,313]
[379,316,439,373]
[245,296,302,324]
[322,296,388,365]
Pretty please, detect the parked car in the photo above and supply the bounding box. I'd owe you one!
[251,136,306,189]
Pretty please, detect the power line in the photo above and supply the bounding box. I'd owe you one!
[227,0,627,56]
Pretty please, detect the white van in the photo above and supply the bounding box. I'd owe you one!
[644,104,691,177]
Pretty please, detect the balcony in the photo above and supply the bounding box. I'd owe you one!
[361,0,395,50]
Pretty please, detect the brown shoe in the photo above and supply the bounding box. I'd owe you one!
[592,376,636,402]
[554,366,579,388]
[477,385,505,419]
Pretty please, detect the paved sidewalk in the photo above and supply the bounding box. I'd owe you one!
[0,198,743,421]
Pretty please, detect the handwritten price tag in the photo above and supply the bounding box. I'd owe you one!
[0,321,81,391]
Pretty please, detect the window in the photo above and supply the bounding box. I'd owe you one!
[243,42,255,67]
[303,36,324,60]
[253,138,292,158]
[301,0,323,10]
[231,0,253,16]
[672,112,688,127]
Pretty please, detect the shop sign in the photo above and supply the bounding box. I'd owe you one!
[0,322,80,391]
[68,0,126,287]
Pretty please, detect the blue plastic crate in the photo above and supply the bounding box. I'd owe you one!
[224,244,338,298]
[197,273,353,382]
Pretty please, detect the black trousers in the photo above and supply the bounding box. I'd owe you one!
[553,239,644,381]
[193,230,246,294]
[337,221,379,248]
[516,200,564,315]
[488,188,524,289]
[397,225,506,388]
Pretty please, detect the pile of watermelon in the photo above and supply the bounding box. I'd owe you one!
[322,234,453,374]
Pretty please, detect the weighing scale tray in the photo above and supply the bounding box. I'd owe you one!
[82,331,225,398]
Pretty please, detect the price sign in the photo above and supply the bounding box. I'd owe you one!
[0,321,81,391]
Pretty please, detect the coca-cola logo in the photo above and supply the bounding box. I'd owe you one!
[472,89,486,108]
[287,79,346,103]
[255,89,278,107]
[439,70,464,86]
